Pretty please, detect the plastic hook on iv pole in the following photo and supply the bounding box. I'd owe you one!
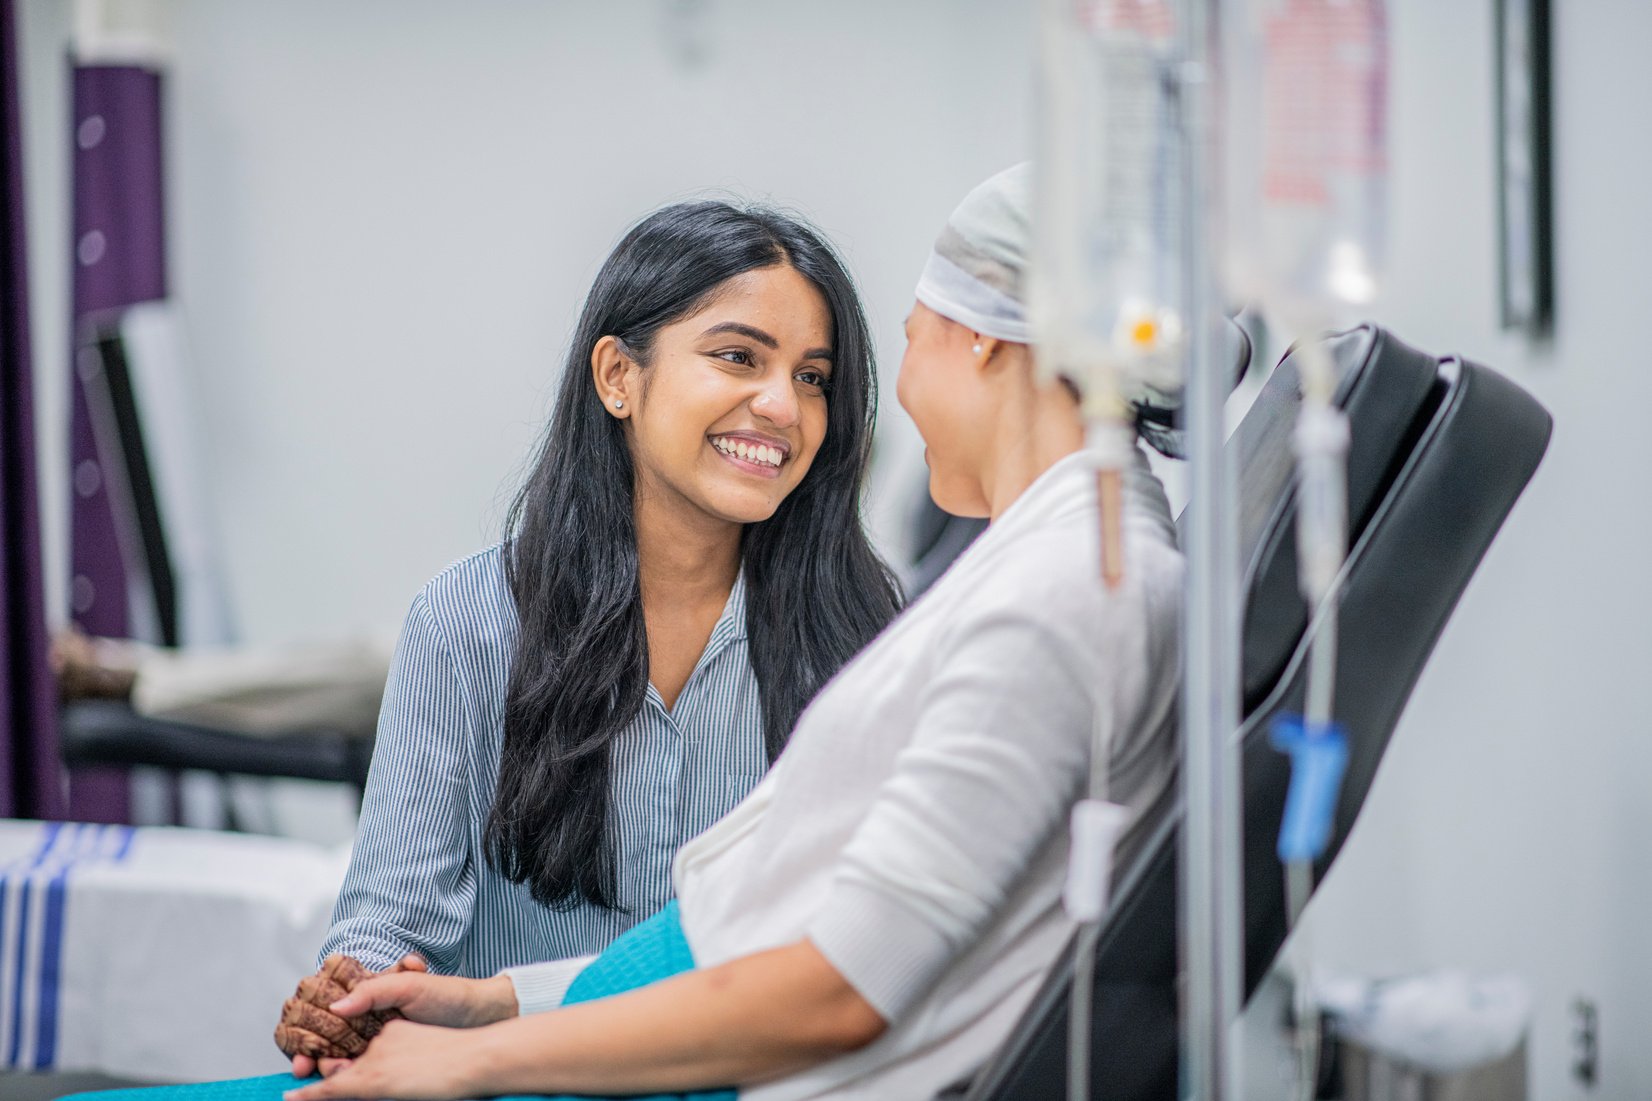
[1270,715,1350,865]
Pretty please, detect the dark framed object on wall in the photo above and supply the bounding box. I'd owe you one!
[1495,0,1553,334]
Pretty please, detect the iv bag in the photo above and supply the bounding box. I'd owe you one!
[1229,0,1389,319]
[1031,0,1185,405]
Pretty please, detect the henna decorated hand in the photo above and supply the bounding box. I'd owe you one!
[275,954,421,1063]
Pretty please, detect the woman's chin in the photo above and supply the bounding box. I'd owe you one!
[927,473,987,520]
[697,487,787,527]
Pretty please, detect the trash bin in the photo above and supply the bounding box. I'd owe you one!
[1338,1038,1527,1101]
[1318,972,1532,1101]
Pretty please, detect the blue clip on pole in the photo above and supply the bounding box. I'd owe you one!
[1269,715,1350,863]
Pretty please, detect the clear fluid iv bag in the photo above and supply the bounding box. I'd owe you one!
[1228,0,1390,323]
[1031,0,1186,411]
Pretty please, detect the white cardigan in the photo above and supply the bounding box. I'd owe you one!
[512,447,1184,1099]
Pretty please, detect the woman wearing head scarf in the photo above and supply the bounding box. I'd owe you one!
[78,165,1185,1101]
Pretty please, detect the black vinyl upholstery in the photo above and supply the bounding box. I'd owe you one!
[61,699,375,789]
[955,326,1552,1100]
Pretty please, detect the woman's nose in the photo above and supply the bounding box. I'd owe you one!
[750,378,800,428]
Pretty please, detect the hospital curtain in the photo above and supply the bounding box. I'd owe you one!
[63,61,169,822]
[0,0,63,820]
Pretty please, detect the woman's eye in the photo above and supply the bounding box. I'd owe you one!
[795,369,831,391]
[715,349,754,367]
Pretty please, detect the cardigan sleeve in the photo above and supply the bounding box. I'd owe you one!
[501,955,599,1015]
[805,584,1145,1022]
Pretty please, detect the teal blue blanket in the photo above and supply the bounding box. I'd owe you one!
[64,901,735,1101]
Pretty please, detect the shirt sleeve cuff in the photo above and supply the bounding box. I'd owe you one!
[805,878,955,1023]
[502,955,598,1015]
[317,934,415,974]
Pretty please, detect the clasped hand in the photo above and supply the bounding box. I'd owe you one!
[274,954,518,1081]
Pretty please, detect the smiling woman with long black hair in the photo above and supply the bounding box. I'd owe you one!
[275,201,901,1071]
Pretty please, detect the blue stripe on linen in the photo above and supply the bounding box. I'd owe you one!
[0,821,49,1067]
[320,544,769,979]
[32,824,118,1069]
[0,820,65,878]
[32,821,65,867]
[6,878,32,1067]
[7,822,84,1069]
[113,824,137,861]
[0,876,11,1064]
[34,864,69,1067]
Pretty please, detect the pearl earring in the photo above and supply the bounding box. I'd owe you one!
[972,343,983,356]
[614,399,624,409]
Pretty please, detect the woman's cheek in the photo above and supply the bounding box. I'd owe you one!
[898,371,937,442]
[801,405,829,466]
[917,392,962,463]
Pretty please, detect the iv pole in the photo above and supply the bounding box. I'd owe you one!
[1035,1,1240,1094]
[1176,0,1243,1097]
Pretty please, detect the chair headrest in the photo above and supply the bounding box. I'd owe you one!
[1233,325,1441,705]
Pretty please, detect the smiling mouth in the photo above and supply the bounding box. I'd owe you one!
[709,435,787,470]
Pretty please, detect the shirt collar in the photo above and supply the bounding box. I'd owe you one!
[706,568,748,648]
[642,570,748,718]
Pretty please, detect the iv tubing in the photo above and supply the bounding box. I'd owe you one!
[1280,332,1349,1101]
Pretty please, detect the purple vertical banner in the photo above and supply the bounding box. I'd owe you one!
[0,0,64,820]
[65,63,168,823]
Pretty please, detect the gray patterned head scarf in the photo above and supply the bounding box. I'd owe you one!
[913,163,1193,457]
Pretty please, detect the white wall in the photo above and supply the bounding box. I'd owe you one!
[18,0,1652,1097]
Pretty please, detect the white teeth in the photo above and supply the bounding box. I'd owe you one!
[712,437,783,467]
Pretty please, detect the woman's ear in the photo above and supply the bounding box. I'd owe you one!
[591,336,637,419]
[971,335,1001,372]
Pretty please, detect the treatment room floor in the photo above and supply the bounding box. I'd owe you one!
[2,1072,153,1100]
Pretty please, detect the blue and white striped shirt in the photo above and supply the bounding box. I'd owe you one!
[319,545,768,978]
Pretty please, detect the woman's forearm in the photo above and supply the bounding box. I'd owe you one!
[466,939,886,1096]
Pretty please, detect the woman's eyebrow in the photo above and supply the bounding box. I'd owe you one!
[701,321,832,363]
[701,321,779,349]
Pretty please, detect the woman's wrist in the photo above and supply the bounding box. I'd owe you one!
[459,1016,540,1097]
[471,974,520,1026]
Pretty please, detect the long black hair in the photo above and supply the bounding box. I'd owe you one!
[487,201,903,912]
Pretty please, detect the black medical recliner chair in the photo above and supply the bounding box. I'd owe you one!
[951,325,1553,1100]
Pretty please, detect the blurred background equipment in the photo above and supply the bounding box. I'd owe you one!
[58,305,386,829]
